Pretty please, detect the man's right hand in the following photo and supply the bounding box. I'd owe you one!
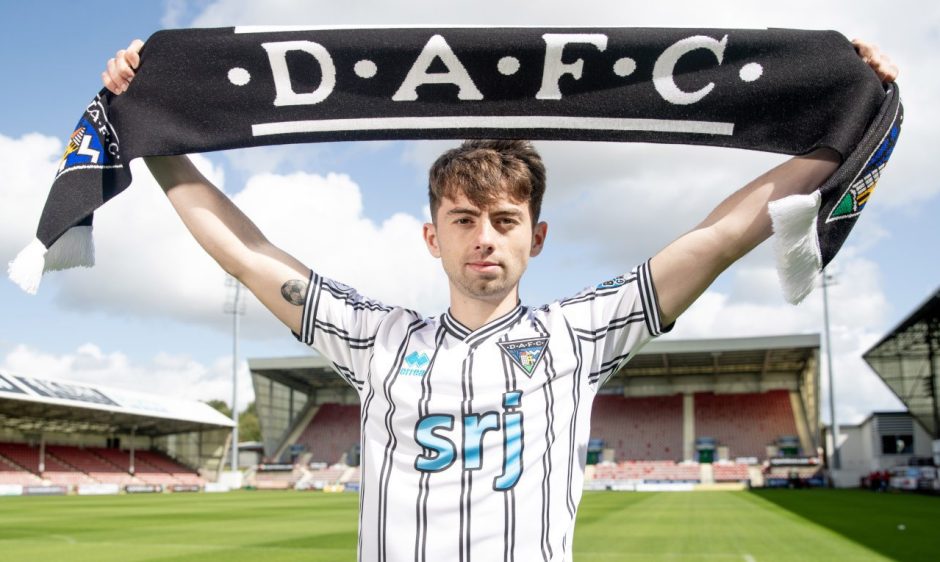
[102,39,144,94]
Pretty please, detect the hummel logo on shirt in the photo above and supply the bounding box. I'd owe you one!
[399,350,430,376]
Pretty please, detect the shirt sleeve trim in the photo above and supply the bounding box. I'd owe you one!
[637,259,669,337]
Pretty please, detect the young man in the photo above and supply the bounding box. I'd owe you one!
[104,39,896,562]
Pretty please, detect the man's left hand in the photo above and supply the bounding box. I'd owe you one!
[853,39,899,83]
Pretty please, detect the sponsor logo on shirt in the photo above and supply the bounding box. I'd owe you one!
[399,351,430,376]
[596,276,627,290]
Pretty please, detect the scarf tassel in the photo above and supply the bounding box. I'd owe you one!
[769,191,822,305]
[8,226,95,294]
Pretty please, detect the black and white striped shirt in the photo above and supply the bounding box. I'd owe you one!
[295,260,668,562]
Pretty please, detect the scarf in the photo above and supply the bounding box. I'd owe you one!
[9,26,902,303]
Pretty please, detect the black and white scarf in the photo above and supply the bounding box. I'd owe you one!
[9,26,902,303]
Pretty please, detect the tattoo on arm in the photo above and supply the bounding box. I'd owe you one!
[281,279,308,306]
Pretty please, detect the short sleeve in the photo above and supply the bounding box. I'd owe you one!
[558,259,672,386]
[293,271,395,389]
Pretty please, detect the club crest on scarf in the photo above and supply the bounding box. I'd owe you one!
[827,122,900,223]
[57,96,120,177]
[498,338,549,377]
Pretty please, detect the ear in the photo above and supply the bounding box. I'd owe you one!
[423,222,441,258]
[530,221,548,257]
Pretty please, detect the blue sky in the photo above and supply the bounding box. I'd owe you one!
[1,1,937,422]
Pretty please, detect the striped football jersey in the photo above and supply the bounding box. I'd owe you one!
[294,260,668,562]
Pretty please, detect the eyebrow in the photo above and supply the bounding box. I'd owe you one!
[446,207,481,217]
[445,207,524,218]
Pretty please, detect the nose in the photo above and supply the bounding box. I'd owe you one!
[474,220,497,253]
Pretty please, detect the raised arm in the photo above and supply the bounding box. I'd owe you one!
[650,39,899,327]
[103,41,311,334]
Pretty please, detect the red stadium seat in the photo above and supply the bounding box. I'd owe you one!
[694,390,798,459]
[590,395,683,462]
[296,404,360,464]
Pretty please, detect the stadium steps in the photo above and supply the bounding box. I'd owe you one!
[0,453,42,485]
[0,443,43,474]
[0,443,95,486]
[135,451,205,485]
[748,466,764,486]
[47,446,137,485]
[88,449,146,484]
[700,463,714,484]
[584,464,596,482]
[0,449,39,475]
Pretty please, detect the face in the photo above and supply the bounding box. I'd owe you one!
[423,190,547,304]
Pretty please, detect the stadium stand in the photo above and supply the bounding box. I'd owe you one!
[0,371,233,495]
[713,462,751,482]
[0,446,42,485]
[134,450,205,485]
[0,442,206,488]
[590,395,683,461]
[0,443,94,486]
[593,461,701,483]
[295,403,360,464]
[694,390,799,459]
[249,336,822,490]
[46,445,137,486]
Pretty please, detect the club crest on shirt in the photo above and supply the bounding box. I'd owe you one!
[498,338,549,377]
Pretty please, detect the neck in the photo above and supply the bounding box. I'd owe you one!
[448,285,520,331]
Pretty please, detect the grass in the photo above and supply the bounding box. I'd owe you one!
[0,489,935,561]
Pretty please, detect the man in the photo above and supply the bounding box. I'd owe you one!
[103,38,896,562]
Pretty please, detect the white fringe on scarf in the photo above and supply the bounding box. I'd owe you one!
[768,191,822,305]
[8,226,95,295]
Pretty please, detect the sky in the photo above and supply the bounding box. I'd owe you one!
[0,1,937,428]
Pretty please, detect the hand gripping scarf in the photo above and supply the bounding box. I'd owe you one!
[9,26,902,303]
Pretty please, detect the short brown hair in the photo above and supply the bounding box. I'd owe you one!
[428,139,546,224]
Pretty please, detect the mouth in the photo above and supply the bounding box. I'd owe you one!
[467,261,502,274]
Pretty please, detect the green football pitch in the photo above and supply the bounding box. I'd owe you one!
[0,489,935,561]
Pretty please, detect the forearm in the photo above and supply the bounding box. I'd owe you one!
[703,148,840,264]
[651,148,839,325]
[144,155,272,279]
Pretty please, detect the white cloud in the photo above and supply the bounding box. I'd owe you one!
[541,143,789,268]
[0,133,64,259]
[161,0,189,28]
[37,155,449,339]
[2,343,253,411]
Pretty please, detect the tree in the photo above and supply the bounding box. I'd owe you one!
[205,399,231,418]
[239,401,262,442]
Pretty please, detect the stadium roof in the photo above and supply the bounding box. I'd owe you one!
[863,287,940,438]
[613,334,819,379]
[0,370,235,436]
